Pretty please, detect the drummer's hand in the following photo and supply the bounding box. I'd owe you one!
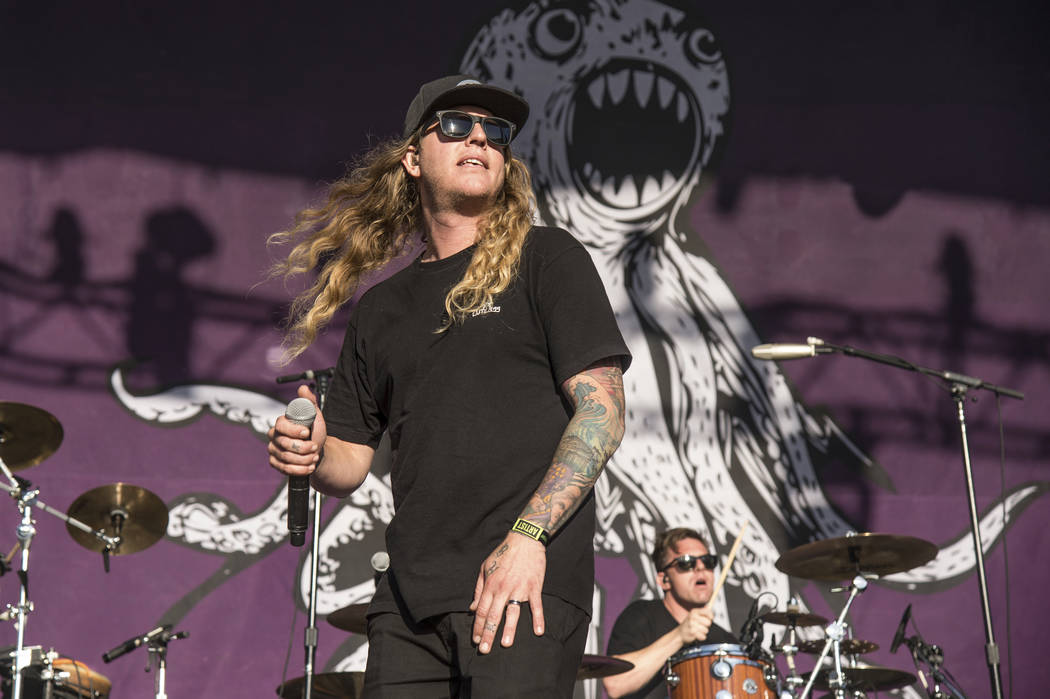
[267,385,326,477]
[677,606,714,645]
[469,532,546,654]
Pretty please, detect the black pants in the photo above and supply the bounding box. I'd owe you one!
[363,594,589,698]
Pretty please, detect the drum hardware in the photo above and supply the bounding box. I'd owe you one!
[794,575,871,699]
[774,532,937,581]
[576,654,634,681]
[0,463,125,699]
[665,643,779,699]
[754,337,1022,698]
[810,666,917,693]
[765,597,815,695]
[326,603,370,635]
[276,671,363,698]
[891,606,967,699]
[797,637,877,656]
[101,624,188,699]
[1,646,111,699]
[0,404,63,472]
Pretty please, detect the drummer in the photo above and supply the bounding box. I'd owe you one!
[603,527,737,699]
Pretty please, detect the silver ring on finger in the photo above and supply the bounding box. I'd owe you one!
[507,600,523,606]
[291,440,299,453]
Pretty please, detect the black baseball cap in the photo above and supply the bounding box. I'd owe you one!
[402,74,530,140]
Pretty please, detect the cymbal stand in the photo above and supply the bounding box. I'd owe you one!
[0,457,120,699]
[145,628,189,699]
[772,624,804,695]
[798,575,868,699]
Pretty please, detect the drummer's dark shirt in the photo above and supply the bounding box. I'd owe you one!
[606,598,738,699]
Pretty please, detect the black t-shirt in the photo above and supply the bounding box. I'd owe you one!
[324,226,631,622]
[606,599,738,699]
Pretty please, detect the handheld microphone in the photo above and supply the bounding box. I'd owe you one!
[102,624,171,663]
[890,603,912,653]
[285,397,317,547]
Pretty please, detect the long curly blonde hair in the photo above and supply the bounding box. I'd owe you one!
[269,132,537,362]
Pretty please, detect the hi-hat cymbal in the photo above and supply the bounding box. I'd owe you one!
[277,671,363,698]
[812,666,916,692]
[66,483,168,554]
[327,603,369,634]
[775,533,938,581]
[0,403,63,471]
[759,610,828,627]
[798,638,879,655]
[578,654,633,680]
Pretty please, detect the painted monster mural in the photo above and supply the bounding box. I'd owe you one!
[87,1,1047,696]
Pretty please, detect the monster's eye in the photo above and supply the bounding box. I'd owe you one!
[685,28,721,65]
[530,8,583,60]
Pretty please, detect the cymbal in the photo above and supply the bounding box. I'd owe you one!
[277,671,363,698]
[775,533,938,580]
[759,610,828,627]
[798,638,879,655]
[65,483,168,554]
[578,654,633,680]
[327,603,369,634]
[812,666,916,692]
[0,403,63,471]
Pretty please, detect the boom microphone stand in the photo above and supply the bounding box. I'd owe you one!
[276,367,335,699]
[752,337,1023,699]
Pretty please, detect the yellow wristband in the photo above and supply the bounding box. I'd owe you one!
[511,518,550,546]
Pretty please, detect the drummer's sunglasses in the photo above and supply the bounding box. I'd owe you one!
[424,110,516,146]
[662,553,719,573]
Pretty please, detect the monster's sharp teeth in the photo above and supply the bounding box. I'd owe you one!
[607,69,629,105]
[657,75,675,109]
[661,170,676,190]
[616,176,640,207]
[587,76,604,109]
[583,162,594,178]
[601,175,618,203]
[590,168,603,192]
[633,69,654,107]
[641,175,661,202]
[676,92,689,123]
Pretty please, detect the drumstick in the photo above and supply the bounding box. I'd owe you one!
[707,521,748,608]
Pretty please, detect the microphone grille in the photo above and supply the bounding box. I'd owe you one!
[370,551,390,572]
[285,397,317,424]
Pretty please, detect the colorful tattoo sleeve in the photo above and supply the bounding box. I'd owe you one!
[518,359,626,536]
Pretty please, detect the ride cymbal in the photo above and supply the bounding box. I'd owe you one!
[578,654,634,680]
[812,666,916,692]
[759,610,828,627]
[0,403,63,471]
[775,533,937,581]
[66,483,168,554]
[277,671,363,698]
[327,603,369,634]
[798,638,878,655]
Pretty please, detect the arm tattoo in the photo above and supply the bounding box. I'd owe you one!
[520,360,625,535]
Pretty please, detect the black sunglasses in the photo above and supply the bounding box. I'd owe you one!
[662,553,719,573]
[424,109,516,146]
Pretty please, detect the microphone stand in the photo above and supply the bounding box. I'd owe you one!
[278,367,334,699]
[800,337,1022,699]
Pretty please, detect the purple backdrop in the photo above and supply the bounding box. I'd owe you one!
[1,2,1048,698]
